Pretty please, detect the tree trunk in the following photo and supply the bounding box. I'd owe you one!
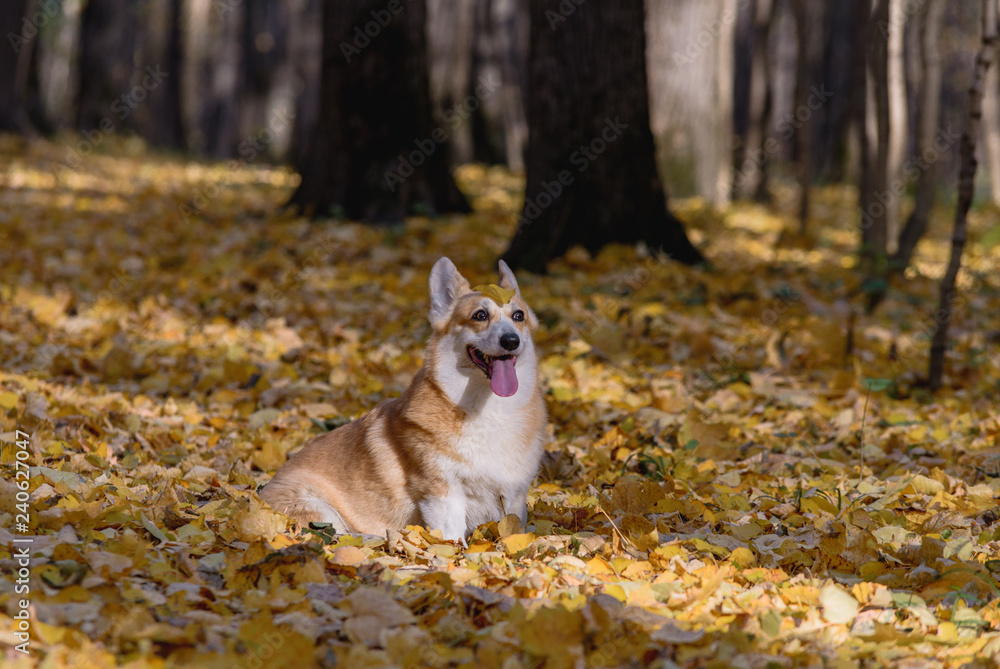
[929,0,997,391]
[750,0,776,202]
[816,0,860,183]
[140,0,186,148]
[501,0,703,272]
[733,0,775,202]
[731,0,755,193]
[490,0,528,172]
[850,0,873,224]
[23,5,52,135]
[290,0,323,169]
[892,0,944,272]
[196,0,242,157]
[885,0,908,252]
[234,0,293,158]
[0,0,33,132]
[288,0,470,221]
[646,0,734,207]
[427,0,476,164]
[76,0,139,131]
[860,0,889,304]
[791,0,816,233]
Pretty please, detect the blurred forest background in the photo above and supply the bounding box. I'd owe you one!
[2,0,1000,382]
[2,0,997,231]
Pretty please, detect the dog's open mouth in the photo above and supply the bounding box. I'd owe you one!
[467,346,518,397]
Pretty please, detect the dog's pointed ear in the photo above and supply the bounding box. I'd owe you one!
[429,257,470,325]
[497,259,520,295]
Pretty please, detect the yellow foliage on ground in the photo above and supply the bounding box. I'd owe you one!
[1,137,1000,666]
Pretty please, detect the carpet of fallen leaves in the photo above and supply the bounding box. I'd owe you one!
[2,134,1000,668]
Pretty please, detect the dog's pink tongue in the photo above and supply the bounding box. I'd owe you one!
[490,357,518,397]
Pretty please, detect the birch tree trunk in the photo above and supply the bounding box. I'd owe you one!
[885,0,908,253]
[983,44,1000,205]
[646,0,734,207]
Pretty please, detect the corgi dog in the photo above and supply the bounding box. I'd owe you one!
[261,257,547,541]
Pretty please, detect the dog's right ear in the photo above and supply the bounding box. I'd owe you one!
[429,257,470,325]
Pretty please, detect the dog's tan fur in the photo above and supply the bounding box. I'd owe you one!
[261,257,547,539]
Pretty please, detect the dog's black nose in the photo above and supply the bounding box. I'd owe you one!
[500,332,520,351]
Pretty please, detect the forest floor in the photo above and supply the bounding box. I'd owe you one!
[2,135,1000,668]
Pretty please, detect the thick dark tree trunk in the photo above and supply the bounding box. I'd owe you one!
[0,0,32,132]
[502,0,703,273]
[288,0,470,221]
[76,0,139,131]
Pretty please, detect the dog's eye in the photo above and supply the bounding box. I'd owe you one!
[512,310,524,322]
[472,309,488,321]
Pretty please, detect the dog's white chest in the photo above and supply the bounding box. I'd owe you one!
[434,394,542,531]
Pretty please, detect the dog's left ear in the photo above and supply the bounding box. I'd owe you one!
[497,260,520,296]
